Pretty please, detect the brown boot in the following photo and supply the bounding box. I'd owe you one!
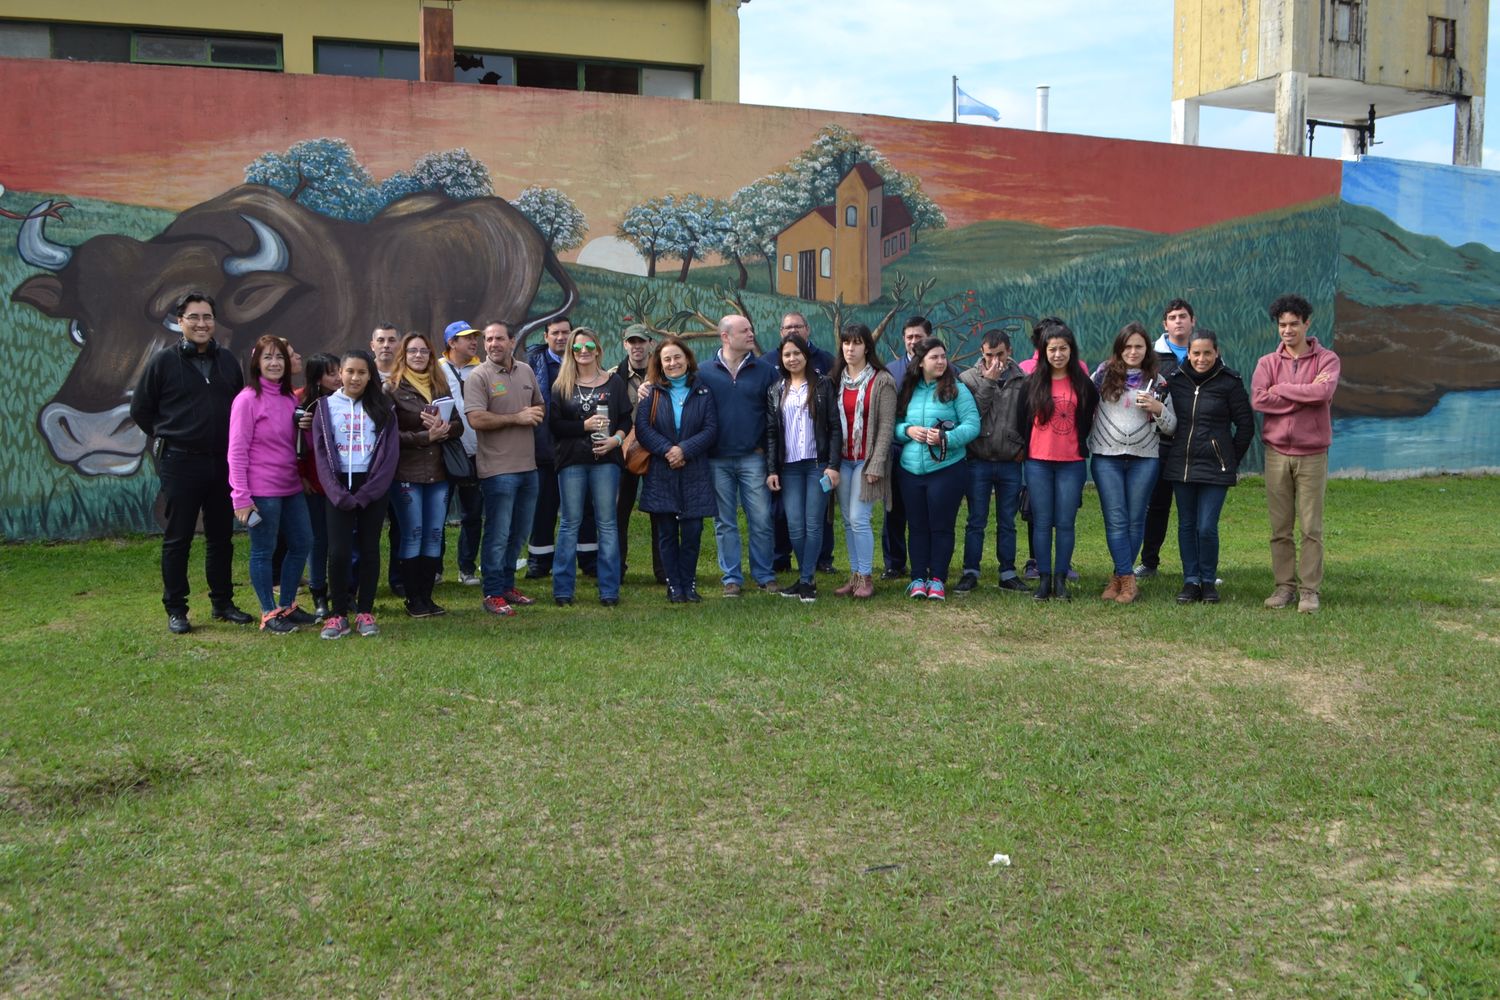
[1114,574,1138,604]
[1101,573,1121,601]
[834,572,858,597]
[853,573,874,599]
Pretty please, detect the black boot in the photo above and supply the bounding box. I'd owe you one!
[310,587,330,622]
[1052,573,1071,602]
[1033,574,1053,601]
[422,556,446,616]
[400,559,429,617]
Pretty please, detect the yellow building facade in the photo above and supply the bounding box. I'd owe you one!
[0,0,741,101]
[1172,0,1487,164]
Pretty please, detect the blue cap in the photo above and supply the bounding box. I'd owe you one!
[443,320,478,344]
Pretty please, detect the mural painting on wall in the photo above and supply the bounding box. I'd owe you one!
[1,61,1494,541]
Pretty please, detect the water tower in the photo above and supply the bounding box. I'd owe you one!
[1172,0,1488,164]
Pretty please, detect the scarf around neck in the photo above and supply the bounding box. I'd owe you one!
[403,367,434,402]
[839,365,876,454]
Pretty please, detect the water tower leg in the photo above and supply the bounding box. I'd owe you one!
[1172,98,1200,145]
[1274,71,1306,155]
[1454,96,1484,167]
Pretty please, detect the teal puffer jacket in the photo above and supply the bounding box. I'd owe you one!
[894,380,980,476]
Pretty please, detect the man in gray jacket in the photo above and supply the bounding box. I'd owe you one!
[955,328,1031,593]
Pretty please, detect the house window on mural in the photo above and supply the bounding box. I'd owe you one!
[1429,17,1456,58]
[1330,0,1361,44]
[869,206,879,228]
[900,232,907,250]
[844,206,857,227]
[782,255,793,272]
[820,249,832,278]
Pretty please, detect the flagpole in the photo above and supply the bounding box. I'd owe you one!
[952,76,958,123]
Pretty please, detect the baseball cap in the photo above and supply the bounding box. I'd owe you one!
[443,320,479,344]
[622,324,652,342]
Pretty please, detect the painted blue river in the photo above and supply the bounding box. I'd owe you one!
[1330,389,1500,474]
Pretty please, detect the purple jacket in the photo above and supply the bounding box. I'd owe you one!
[311,393,399,510]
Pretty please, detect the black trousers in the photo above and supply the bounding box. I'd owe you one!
[327,488,389,618]
[451,480,483,575]
[157,449,235,615]
[1138,450,1175,570]
[617,469,664,582]
[653,513,704,592]
[881,460,909,571]
[530,461,596,572]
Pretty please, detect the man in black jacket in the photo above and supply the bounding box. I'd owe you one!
[129,292,252,633]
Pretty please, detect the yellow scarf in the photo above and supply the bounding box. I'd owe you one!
[404,367,434,402]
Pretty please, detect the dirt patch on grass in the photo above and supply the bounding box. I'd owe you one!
[1434,618,1500,645]
[0,754,215,819]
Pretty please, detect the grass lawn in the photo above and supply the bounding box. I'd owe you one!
[3,475,1498,997]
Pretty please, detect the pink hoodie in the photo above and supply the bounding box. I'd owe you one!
[228,379,303,508]
[1251,337,1341,455]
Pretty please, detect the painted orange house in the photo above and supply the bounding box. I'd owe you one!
[774,162,913,305]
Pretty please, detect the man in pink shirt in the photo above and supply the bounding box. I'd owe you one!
[1251,294,1341,614]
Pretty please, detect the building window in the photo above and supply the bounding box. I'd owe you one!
[1330,1,1361,44]
[882,238,891,258]
[642,67,696,99]
[819,248,832,278]
[844,206,857,227]
[2,21,281,69]
[782,254,793,272]
[870,206,879,228]
[900,232,907,251]
[455,50,516,85]
[1429,16,1456,58]
[316,41,417,80]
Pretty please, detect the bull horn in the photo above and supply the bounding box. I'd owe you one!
[17,201,73,271]
[223,214,289,276]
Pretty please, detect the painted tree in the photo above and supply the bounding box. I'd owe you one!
[617,195,680,278]
[656,193,720,283]
[702,197,762,290]
[412,148,494,200]
[244,137,384,221]
[511,185,588,252]
[729,174,804,289]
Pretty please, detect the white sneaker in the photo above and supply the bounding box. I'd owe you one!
[459,572,482,587]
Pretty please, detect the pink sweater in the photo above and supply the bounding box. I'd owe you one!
[1251,338,1341,455]
[228,379,303,508]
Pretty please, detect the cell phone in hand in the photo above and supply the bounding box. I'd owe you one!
[246,510,263,527]
[423,403,439,416]
[819,473,833,493]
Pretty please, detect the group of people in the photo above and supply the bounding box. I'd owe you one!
[128,291,1339,637]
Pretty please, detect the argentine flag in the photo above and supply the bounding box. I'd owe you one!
[956,86,1000,121]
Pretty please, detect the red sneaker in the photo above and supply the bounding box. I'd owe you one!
[501,587,535,606]
[483,595,516,617]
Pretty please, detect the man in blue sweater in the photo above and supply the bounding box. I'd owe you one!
[698,314,780,596]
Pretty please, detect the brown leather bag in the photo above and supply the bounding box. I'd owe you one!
[621,390,659,476]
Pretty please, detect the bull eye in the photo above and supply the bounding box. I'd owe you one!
[69,320,86,347]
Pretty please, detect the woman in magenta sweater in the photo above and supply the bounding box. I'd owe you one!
[228,335,313,633]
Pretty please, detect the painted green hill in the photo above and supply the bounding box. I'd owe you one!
[1338,201,1500,307]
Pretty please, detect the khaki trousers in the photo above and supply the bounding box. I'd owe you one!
[1264,447,1327,594]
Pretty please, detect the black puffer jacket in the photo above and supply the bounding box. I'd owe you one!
[764,375,842,473]
[1161,360,1254,486]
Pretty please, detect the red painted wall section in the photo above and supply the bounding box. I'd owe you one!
[0,58,1341,235]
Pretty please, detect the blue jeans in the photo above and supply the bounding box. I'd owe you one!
[394,480,451,559]
[1024,459,1086,576]
[480,470,539,597]
[710,453,775,586]
[779,460,829,585]
[555,462,622,601]
[1092,454,1160,576]
[248,493,311,614]
[899,460,967,583]
[836,458,875,575]
[963,458,1025,580]
[1173,482,1229,584]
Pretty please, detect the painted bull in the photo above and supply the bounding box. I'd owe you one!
[11,184,577,476]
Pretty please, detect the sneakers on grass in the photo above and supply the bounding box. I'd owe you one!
[355,613,379,637]
[906,579,929,599]
[319,615,352,640]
